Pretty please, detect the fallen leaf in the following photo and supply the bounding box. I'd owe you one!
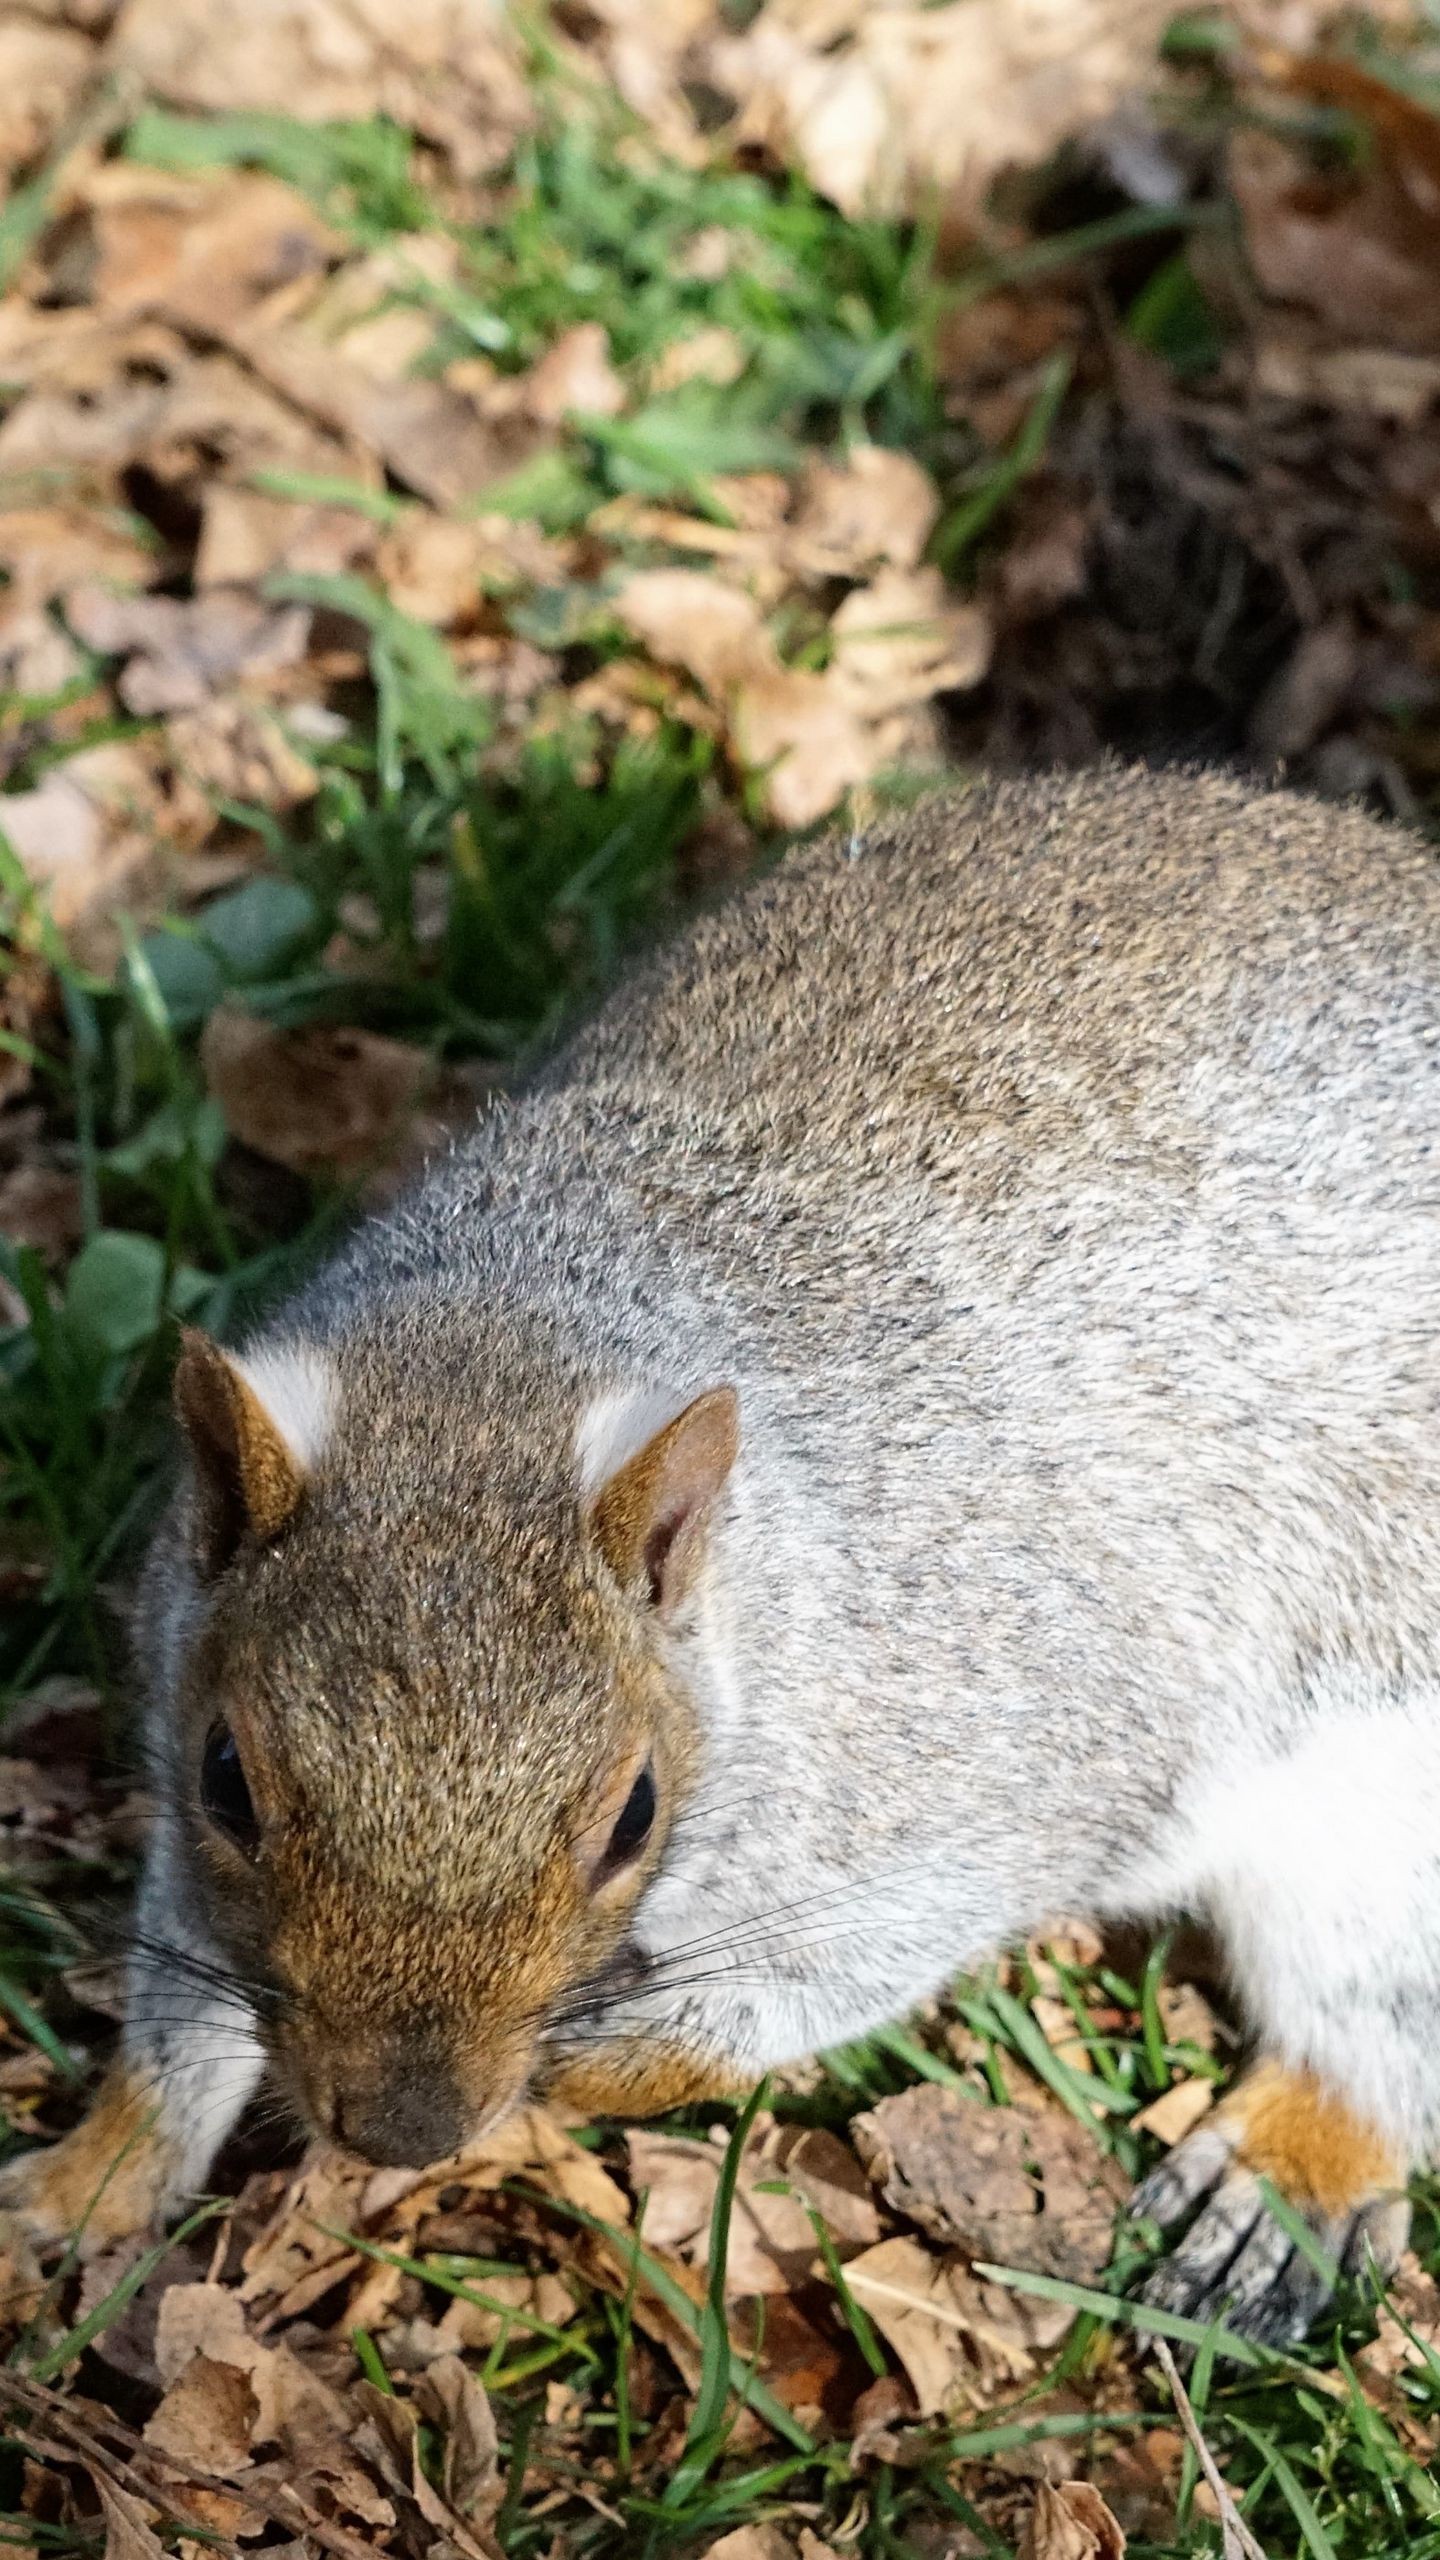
[65,587,311,717]
[1131,2078,1214,2147]
[853,2085,1126,2282]
[616,568,776,695]
[201,1006,433,1181]
[731,662,885,827]
[143,2352,259,2477]
[375,512,573,625]
[85,162,339,336]
[705,0,1172,220]
[416,2355,502,2519]
[1019,2481,1127,2560]
[1233,116,1440,357]
[0,1167,84,1263]
[110,0,532,175]
[95,2478,167,2560]
[627,2116,870,2299]
[650,325,748,393]
[167,699,318,811]
[827,566,992,716]
[788,443,940,576]
[195,484,378,589]
[0,741,165,930]
[0,19,92,179]
[702,2526,797,2560]
[844,2235,972,2417]
[517,322,626,422]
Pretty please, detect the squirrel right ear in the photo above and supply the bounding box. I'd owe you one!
[587,1386,739,1617]
[174,1331,331,1578]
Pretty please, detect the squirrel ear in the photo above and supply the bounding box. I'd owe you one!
[588,1386,739,1616]
[174,1330,328,1577]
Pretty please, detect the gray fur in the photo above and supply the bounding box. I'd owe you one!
[107,765,1440,2321]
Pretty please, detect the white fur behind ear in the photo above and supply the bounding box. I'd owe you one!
[574,1384,685,1501]
[231,1342,337,1475]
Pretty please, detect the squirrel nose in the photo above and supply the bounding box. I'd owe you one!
[331,2066,472,2170]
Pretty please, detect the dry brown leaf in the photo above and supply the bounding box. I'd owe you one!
[374,512,573,625]
[110,0,532,175]
[85,163,339,334]
[143,2352,259,2478]
[415,2354,502,2520]
[67,584,311,716]
[95,2478,168,2560]
[705,0,1172,219]
[731,663,885,828]
[844,2235,972,2417]
[1132,2078,1215,2147]
[702,2527,798,2560]
[0,1167,84,1263]
[201,1006,432,1181]
[516,322,626,423]
[788,443,939,576]
[233,318,546,510]
[1233,117,1440,357]
[828,566,991,716]
[0,740,163,930]
[616,568,776,695]
[167,698,318,811]
[0,19,92,178]
[853,2085,1126,2282]
[195,485,377,589]
[627,2117,872,2299]
[1019,2481,1127,2560]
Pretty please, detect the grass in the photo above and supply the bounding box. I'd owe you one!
[5,34,1440,2560]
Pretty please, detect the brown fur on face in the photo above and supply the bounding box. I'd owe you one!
[173,1314,710,2164]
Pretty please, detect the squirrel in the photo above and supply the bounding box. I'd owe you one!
[4,758,1438,2345]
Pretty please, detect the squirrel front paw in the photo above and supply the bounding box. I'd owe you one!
[1131,2062,1410,2346]
[0,2064,180,2269]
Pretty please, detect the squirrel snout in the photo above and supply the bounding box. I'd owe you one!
[323,2057,475,2172]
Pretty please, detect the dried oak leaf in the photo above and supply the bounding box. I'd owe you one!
[143,2352,259,2478]
[1131,2077,1214,2147]
[414,2353,502,2523]
[95,2478,168,2560]
[65,586,311,717]
[1019,2481,1127,2560]
[702,2527,798,2560]
[0,740,167,931]
[201,1006,433,1183]
[704,0,1172,220]
[626,2117,875,2300]
[1232,111,1440,357]
[109,0,532,175]
[827,565,991,717]
[167,699,318,812]
[853,2085,1126,2282]
[0,19,92,179]
[787,443,940,576]
[84,162,339,335]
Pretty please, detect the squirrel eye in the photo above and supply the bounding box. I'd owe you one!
[603,1761,657,1874]
[200,1721,259,1855]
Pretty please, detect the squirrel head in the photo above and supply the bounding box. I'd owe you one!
[167,1319,739,2167]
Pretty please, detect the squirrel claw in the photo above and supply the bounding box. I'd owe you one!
[1127,2140,1393,2344]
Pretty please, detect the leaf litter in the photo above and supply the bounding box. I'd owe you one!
[7,1,1440,2555]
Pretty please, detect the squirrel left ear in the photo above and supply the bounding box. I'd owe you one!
[174,1331,331,1577]
[588,1386,739,1616]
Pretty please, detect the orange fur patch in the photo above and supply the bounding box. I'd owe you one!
[1222,2062,1404,2217]
[9,2063,177,2250]
[545,2041,742,2118]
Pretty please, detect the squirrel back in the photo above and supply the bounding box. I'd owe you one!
[133,762,1440,2157]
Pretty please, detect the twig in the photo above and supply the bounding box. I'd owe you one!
[1152,2337,1269,2560]
[0,2366,377,2560]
